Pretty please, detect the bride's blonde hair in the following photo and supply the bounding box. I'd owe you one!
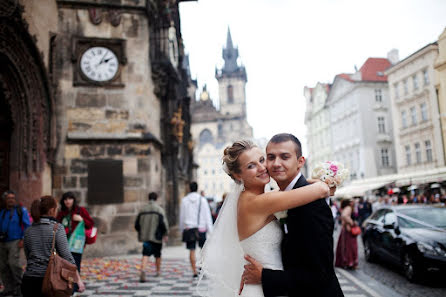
[222,140,256,184]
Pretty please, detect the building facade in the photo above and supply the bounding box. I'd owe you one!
[327,58,396,180]
[435,28,446,164]
[0,0,195,256]
[190,29,253,200]
[386,43,445,173]
[304,83,332,171]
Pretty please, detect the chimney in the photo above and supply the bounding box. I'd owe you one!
[387,49,399,65]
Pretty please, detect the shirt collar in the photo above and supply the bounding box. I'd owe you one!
[284,172,302,191]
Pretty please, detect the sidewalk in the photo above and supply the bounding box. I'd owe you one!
[74,245,395,297]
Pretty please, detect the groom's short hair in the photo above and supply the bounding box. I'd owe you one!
[268,133,302,157]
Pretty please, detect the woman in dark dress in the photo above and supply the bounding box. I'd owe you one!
[335,198,359,269]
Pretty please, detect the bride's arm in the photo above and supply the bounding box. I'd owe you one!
[253,181,330,216]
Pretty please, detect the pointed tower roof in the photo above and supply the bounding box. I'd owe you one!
[222,27,239,73]
[216,27,247,81]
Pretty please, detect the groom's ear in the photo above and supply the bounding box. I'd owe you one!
[297,156,305,169]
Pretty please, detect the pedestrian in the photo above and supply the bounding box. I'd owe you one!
[335,198,359,270]
[21,196,85,297]
[56,192,94,291]
[357,197,372,228]
[179,182,213,277]
[0,190,31,297]
[134,192,169,282]
[215,192,227,218]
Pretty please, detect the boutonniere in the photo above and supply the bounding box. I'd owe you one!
[275,210,288,234]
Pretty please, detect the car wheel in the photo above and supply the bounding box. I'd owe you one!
[403,252,419,282]
[364,239,377,262]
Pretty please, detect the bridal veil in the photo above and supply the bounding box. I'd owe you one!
[197,182,245,296]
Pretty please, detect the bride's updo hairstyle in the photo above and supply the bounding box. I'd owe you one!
[222,140,256,184]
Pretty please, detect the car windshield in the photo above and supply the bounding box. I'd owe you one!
[398,207,446,228]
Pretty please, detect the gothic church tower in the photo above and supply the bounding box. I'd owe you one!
[216,28,248,118]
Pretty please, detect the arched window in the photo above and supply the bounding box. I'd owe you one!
[227,85,234,103]
[199,129,213,145]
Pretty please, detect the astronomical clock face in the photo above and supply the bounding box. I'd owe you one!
[80,46,119,82]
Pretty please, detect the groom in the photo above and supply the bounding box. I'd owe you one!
[240,133,344,297]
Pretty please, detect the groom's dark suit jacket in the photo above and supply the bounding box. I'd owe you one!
[262,175,344,297]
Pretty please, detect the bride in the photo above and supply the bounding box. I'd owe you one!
[197,140,331,297]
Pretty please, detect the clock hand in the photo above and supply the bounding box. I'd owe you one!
[97,52,108,66]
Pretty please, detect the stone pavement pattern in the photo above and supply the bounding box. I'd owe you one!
[74,248,379,297]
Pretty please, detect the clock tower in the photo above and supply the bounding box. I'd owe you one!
[215,28,247,118]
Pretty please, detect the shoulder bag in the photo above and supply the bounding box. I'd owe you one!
[42,223,78,297]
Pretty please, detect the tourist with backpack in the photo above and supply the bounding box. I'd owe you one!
[134,192,169,282]
[0,190,31,297]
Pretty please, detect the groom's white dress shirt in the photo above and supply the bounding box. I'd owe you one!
[284,172,302,192]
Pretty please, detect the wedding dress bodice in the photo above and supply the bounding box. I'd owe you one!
[239,220,283,297]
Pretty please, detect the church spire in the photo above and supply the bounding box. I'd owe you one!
[226,27,234,50]
[222,27,239,73]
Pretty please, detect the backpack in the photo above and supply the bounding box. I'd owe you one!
[135,211,167,241]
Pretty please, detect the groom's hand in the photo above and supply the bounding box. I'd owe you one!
[239,255,263,294]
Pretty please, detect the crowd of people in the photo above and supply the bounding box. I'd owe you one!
[0,190,94,297]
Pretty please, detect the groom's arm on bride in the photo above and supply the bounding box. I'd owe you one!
[239,255,263,295]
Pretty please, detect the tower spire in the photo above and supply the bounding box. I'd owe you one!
[222,27,239,73]
[226,27,234,50]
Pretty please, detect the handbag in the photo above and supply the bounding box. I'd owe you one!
[42,223,78,297]
[85,227,97,245]
[68,221,86,254]
[350,225,361,236]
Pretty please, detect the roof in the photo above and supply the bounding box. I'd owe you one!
[359,58,391,81]
[335,58,391,83]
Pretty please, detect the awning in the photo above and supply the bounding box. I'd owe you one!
[335,181,390,198]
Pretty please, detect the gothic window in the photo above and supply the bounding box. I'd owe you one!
[227,85,234,103]
[199,129,213,145]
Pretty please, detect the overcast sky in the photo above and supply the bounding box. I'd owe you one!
[179,0,446,154]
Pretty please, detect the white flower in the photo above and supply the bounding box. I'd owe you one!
[274,210,288,220]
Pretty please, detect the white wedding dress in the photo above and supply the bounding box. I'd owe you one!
[197,183,283,297]
[239,220,284,297]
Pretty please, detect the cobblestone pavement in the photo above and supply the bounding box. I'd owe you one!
[74,246,397,297]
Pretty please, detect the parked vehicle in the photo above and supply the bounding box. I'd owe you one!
[362,205,446,282]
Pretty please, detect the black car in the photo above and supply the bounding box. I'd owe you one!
[362,205,446,282]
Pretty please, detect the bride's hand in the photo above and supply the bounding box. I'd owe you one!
[329,186,337,197]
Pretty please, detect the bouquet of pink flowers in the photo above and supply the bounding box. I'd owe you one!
[311,161,349,188]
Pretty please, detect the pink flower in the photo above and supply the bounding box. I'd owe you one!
[329,164,338,174]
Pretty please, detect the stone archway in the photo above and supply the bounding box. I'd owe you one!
[0,2,55,207]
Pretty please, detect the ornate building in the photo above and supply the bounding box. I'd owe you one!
[327,58,397,180]
[190,29,253,199]
[386,43,445,172]
[0,0,195,255]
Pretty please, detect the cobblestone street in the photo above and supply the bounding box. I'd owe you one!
[74,246,400,297]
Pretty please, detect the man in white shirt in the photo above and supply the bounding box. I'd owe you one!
[179,182,213,277]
